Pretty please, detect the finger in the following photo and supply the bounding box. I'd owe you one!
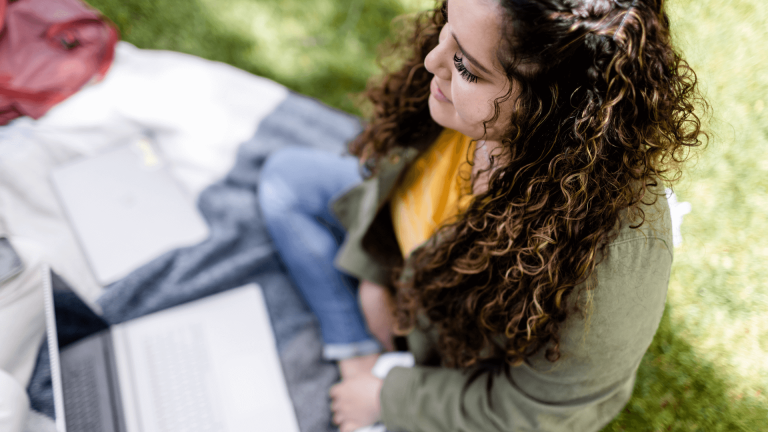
[333,412,344,426]
[341,422,359,432]
[330,397,343,413]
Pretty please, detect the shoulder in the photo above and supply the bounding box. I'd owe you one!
[581,188,673,352]
[593,186,674,304]
[577,185,674,357]
[510,186,673,402]
[608,185,674,255]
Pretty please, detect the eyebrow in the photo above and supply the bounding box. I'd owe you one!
[451,32,493,76]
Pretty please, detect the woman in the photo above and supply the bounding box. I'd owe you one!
[258,0,705,431]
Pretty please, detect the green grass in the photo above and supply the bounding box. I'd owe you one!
[84,0,768,429]
[88,0,431,113]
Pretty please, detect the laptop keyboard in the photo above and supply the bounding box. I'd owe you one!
[62,357,104,432]
[144,324,224,431]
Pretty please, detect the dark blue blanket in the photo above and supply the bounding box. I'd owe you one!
[28,92,363,432]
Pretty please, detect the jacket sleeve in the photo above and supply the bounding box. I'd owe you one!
[331,175,393,287]
[331,147,418,287]
[380,229,673,432]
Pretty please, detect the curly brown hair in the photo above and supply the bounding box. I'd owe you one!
[349,0,707,369]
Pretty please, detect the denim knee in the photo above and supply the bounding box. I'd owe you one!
[259,147,360,225]
[259,148,304,217]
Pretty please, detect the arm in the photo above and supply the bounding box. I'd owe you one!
[358,279,396,351]
[334,280,394,392]
[380,233,673,432]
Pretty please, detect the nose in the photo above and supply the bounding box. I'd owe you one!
[424,28,452,81]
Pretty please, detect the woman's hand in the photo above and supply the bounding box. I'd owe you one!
[330,372,384,432]
[358,279,396,351]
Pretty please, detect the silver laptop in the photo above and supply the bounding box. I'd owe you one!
[50,137,210,285]
[42,266,300,432]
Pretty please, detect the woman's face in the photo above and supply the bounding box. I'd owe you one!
[424,0,518,141]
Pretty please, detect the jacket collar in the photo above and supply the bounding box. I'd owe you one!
[371,146,420,213]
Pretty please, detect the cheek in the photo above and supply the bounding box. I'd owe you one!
[451,84,497,128]
[456,83,518,140]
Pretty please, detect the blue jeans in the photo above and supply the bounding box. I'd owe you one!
[258,147,381,360]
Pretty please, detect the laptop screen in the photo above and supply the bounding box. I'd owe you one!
[52,272,110,348]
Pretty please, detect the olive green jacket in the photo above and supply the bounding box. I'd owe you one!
[331,146,673,432]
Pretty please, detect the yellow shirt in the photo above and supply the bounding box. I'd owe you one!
[390,129,476,258]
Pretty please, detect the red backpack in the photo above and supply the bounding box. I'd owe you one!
[0,0,119,125]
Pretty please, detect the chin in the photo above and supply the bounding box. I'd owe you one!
[427,95,456,131]
[427,95,488,139]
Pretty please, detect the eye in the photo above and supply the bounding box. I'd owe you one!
[440,3,448,22]
[453,53,478,84]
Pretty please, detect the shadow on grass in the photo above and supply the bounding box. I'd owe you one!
[87,0,265,70]
[86,0,411,115]
[603,307,766,432]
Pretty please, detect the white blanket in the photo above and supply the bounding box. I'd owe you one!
[0,41,288,305]
[1,41,291,432]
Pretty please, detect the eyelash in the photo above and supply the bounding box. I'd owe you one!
[442,4,478,84]
[453,53,478,84]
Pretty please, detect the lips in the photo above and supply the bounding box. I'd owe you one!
[431,78,452,104]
